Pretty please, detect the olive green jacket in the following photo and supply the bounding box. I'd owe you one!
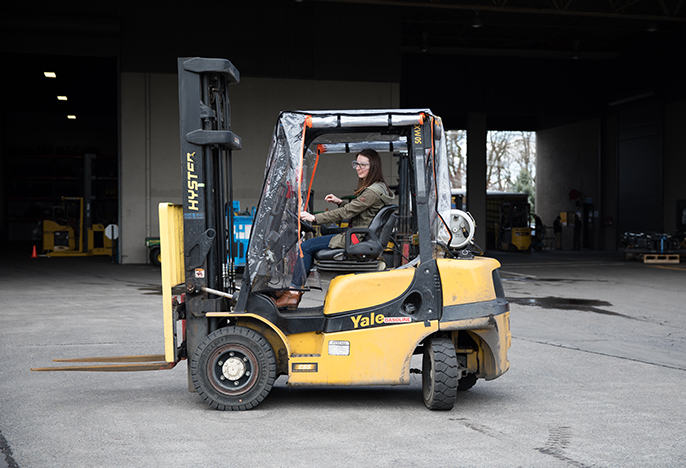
[314,182,395,249]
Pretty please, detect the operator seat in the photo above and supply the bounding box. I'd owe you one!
[314,204,398,272]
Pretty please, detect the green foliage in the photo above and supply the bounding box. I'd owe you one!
[511,168,536,212]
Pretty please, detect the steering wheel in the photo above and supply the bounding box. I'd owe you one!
[286,209,315,233]
[448,209,475,249]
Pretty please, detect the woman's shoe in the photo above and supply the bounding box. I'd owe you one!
[289,291,303,310]
[274,291,302,310]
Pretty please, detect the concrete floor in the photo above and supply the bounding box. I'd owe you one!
[1,248,685,467]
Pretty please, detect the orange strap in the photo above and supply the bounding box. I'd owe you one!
[297,116,310,258]
[304,147,320,213]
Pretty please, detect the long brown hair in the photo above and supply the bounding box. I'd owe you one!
[354,148,388,196]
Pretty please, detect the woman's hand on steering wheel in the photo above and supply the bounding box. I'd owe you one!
[299,211,316,233]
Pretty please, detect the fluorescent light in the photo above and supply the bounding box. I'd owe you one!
[44,72,57,78]
[57,96,68,101]
[67,115,76,120]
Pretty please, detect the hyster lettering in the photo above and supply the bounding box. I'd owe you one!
[187,152,199,211]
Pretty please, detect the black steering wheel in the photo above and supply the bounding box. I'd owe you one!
[287,209,315,233]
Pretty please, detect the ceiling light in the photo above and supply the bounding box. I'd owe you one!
[571,39,581,60]
[421,32,429,53]
[472,11,483,28]
[57,96,68,101]
[67,115,76,120]
[44,72,57,78]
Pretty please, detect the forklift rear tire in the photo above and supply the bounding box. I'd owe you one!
[191,326,276,411]
[149,246,161,267]
[422,336,458,410]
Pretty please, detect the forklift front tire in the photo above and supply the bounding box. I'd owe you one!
[191,326,276,411]
[422,336,458,410]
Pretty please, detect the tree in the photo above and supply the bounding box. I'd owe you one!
[445,130,466,188]
[445,129,536,199]
[487,131,514,191]
[511,168,536,213]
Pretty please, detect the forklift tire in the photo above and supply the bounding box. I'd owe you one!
[422,337,458,410]
[191,326,276,411]
[149,246,161,267]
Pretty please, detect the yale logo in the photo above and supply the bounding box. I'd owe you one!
[351,313,413,329]
[351,312,385,329]
[187,152,199,211]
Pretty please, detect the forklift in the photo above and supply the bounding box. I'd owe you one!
[497,200,532,252]
[42,196,114,257]
[33,57,510,411]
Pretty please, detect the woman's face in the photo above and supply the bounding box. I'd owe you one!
[354,154,370,179]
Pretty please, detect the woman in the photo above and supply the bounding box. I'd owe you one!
[275,148,395,309]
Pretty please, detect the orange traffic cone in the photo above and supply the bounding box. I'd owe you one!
[31,245,37,258]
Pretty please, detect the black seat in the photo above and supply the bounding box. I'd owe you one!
[314,205,398,272]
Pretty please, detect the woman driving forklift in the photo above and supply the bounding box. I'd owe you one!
[274,148,395,309]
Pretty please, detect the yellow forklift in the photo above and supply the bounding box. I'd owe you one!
[496,200,532,252]
[33,58,510,411]
[42,196,114,257]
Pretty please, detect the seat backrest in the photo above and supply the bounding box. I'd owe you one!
[368,204,398,237]
[343,204,397,260]
[377,211,397,247]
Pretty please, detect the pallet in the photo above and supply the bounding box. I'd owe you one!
[642,253,680,264]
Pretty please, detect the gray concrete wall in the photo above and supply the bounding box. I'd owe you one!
[664,99,686,234]
[120,73,399,263]
[536,119,600,250]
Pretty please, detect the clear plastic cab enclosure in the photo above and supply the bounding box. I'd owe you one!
[245,109,452,293]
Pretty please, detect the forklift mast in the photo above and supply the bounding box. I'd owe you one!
[177,57,242,361]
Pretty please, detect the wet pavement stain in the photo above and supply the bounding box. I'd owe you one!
[502,277,608,283]
[124,283,163,295]
[507,296,638,319]
[136,285,162,295]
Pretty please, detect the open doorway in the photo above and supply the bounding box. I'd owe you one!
[0,53,118,254]
[446,129,537,250]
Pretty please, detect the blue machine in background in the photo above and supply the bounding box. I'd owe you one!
[230,201,254,268]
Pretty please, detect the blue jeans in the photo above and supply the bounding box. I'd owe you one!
[291,234,335,287]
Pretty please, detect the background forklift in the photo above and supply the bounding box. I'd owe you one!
[42,196,114,257]
[33,58,510,412]
[496,200,532,252]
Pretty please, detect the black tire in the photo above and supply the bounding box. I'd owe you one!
[457,373,477,391]
[191,326,276,411]
[149,246,161,267]
[422,336,458,410]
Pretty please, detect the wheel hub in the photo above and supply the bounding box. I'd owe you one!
[222,356,246,380]
[209,346,256,394]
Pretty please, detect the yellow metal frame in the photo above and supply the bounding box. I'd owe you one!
[159,203,185,363]
[323,268,415,315]
[437,257,499,305]
[286,321,439,386]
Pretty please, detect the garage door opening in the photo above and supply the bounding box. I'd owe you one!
[1,53,118,255]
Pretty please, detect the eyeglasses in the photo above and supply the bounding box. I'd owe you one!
[351,161,370,169]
